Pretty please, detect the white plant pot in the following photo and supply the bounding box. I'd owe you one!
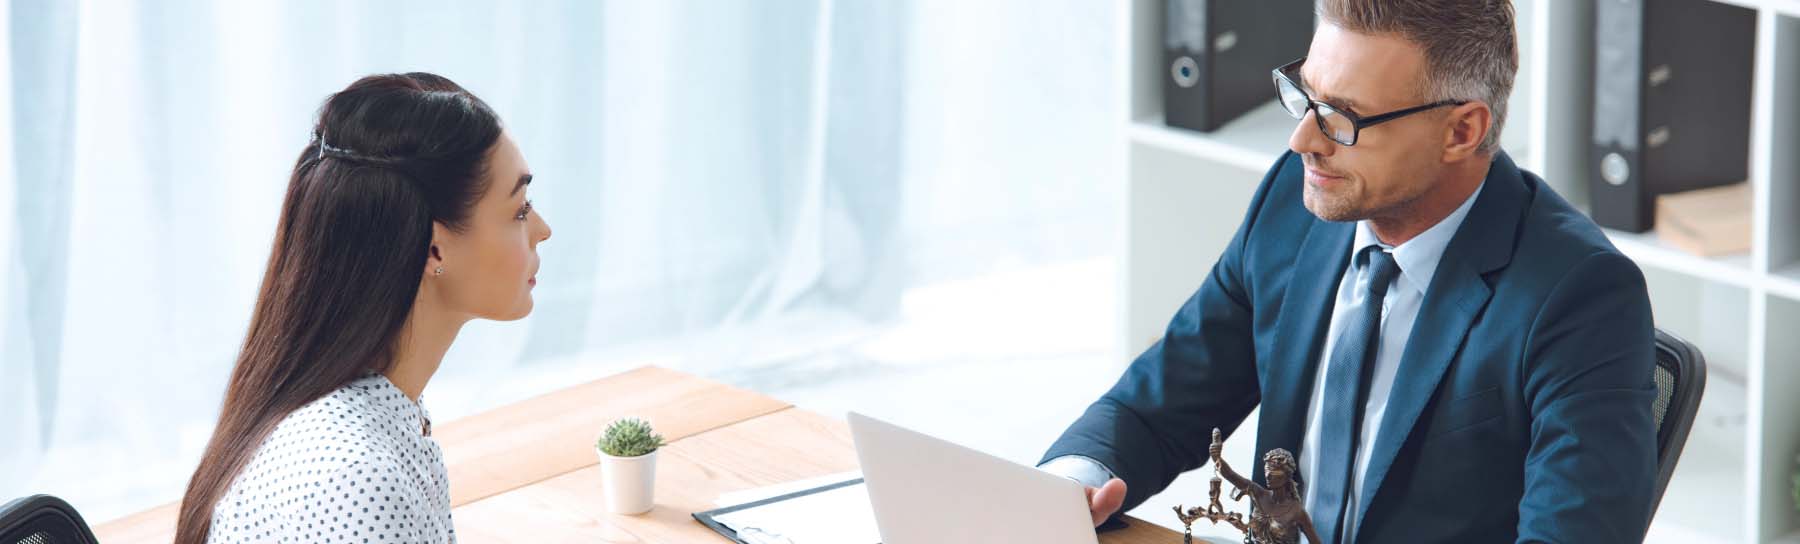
[597,448,658,514]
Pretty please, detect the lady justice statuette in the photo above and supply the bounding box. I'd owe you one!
[1173,428,1322,544]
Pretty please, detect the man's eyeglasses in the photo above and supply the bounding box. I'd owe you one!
[1272,57,1467,146]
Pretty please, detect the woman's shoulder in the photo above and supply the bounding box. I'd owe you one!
[263,380,393,448]
[231,376,427,493]
[209,377,449,541]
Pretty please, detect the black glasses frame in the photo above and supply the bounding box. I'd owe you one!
[1272,57,1468,146]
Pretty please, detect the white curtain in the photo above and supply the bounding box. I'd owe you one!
[0,0,1117,521]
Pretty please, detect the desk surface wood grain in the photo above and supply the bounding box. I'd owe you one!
[456,407,1181,543]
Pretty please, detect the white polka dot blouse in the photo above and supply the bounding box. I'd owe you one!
[207,373,454,543]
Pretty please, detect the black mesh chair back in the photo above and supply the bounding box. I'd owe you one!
[1649,328,1707,521]
[0,495,97,544]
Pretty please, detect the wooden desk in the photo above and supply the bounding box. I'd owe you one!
[95,366,1178,543]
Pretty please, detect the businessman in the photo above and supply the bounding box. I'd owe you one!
[1041,1,1657,543]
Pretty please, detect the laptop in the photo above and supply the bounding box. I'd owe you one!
[848,412,1100,544]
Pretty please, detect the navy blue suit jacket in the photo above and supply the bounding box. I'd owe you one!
[1044,151,1658,543]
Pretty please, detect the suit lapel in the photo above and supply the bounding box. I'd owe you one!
[1258,216,1353,482]
[1352,153,1528,536]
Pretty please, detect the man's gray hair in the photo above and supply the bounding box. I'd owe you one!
[1318,0,1519,155]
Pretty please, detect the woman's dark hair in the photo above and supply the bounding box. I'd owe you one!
[174,73,501,543]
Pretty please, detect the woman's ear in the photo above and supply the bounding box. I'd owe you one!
[426,221,451,278]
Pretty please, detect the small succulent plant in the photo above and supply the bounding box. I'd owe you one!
[597,417,665,458]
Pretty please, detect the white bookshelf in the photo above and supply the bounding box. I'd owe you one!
[1114,1,1800,541]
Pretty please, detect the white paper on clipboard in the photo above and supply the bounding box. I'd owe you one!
[710,476,881,544]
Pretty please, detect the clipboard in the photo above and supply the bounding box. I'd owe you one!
[692,477,869,543]
[691,476,1132,542]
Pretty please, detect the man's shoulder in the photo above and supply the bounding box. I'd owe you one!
[1478,168,1651,329]
[1509,169,1637,282]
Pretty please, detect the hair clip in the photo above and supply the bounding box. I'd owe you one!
[317,137,356,161]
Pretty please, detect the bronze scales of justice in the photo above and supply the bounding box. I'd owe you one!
[1172,429,1323,544]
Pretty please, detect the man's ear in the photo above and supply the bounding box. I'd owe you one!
[1442,101,1493,162]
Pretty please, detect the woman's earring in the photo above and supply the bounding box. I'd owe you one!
[434,266,444,276]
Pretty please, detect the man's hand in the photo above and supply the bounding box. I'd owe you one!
[1083,478,1127,527]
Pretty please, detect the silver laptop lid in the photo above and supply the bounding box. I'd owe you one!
[848,411,1099,544]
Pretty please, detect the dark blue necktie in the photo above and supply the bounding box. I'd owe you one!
[1310,246,1400,544]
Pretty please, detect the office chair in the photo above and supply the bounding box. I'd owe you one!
[0,495,97,544]
[1649,328,1707,522]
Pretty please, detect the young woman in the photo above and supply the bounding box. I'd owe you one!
[175,73,551,543]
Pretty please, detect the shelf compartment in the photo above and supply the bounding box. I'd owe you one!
[1641,265,1752,543]
[1763,12,1800,284]
[1757,293,1800,540]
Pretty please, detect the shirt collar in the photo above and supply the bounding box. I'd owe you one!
[352,372,432,437]
[1351,182,1485,296]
